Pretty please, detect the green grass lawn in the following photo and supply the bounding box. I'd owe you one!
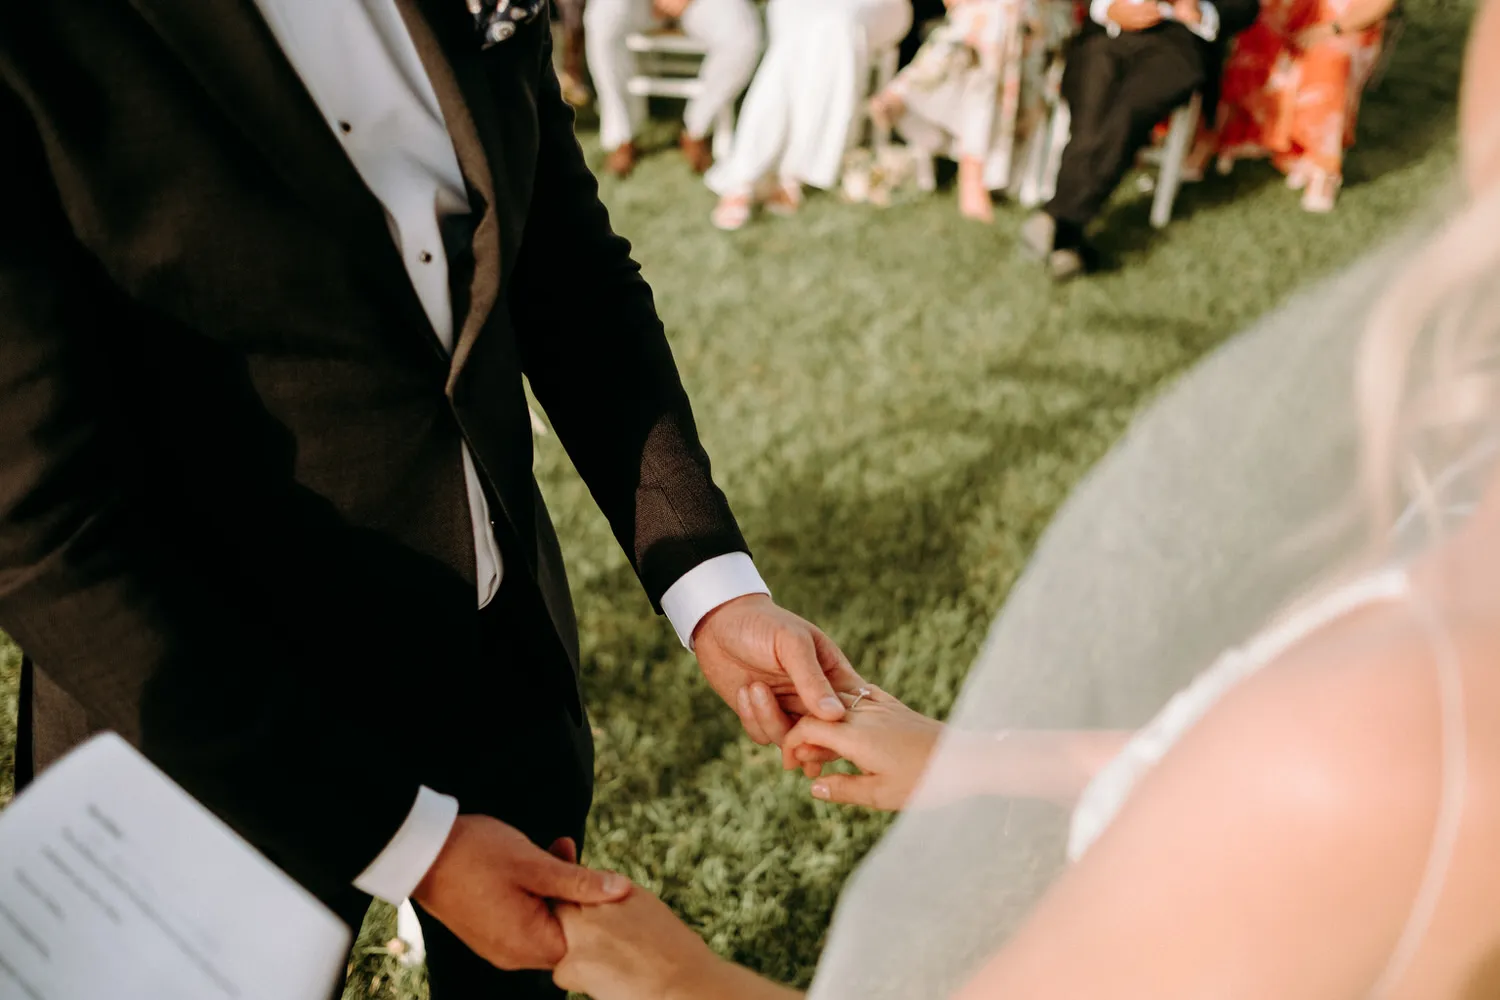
[0,5,1473,995]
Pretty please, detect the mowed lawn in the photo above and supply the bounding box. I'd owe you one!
[0,4,1473,995]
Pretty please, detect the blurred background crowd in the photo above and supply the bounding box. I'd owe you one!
[548,0,1403,275]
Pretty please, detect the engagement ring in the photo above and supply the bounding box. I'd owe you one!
[847,687,871,711]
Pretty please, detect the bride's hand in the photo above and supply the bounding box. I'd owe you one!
[554,888,723,1000]
[780,686,945,810]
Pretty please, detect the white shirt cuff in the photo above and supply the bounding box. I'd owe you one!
[352,786,459,904]
[1190,1,1220,41]
[660,552,771,649]
[1090,0,1123,35]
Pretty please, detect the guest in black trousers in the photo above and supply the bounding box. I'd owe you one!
[1021,0,1259,280]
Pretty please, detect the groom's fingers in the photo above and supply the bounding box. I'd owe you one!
[777,626,845,721]
[520,853,633,905]
[736,687,773,744]
[547,837,578,864]
[749,682,794,745]
[814,630,863,689]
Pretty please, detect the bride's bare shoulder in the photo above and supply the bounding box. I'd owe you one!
[1131,596,1500,989]
[1166,592,1500,832]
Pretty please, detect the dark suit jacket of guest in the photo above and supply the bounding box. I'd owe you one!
[0,0,747,898]
[1076,0,1261,123]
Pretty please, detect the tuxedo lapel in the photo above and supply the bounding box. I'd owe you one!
[125,0,440,350]
[398,0,510,390]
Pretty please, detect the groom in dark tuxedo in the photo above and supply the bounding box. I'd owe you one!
[1021,0,1260,280]
[0,2,860,996]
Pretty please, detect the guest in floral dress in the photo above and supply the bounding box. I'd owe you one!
[1201,0,1394,212]
[868,0,1075,222]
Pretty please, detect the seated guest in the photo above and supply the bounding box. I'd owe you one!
[585,0,763,177]
[870,0,1076,222]
[706,0,915,230]
[1200,0,1396,212]
[1021,0,1259,279]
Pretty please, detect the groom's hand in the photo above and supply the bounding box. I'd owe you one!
[692,594,864,747]
[411,816,631,971]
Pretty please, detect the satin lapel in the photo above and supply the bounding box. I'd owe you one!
[397,0,508,392]
[125,0,438,349]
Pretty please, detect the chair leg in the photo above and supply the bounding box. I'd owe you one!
[870,46,900,154]
[915,151,938,193]
[1038,100,1070,205]
[629,92,650,135]
[1151,92,1201,229]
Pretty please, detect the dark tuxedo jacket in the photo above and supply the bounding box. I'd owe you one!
[1075,0,1261,123]
[0,0,747,896]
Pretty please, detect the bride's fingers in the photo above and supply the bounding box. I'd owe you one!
[783,717,863,763]
[783,742,840,771]
[810,773,880,808]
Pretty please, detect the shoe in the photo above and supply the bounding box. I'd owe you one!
[680,133,713,175]
[1047,248,1087,283]
[1020,211,1056,260]
[711,193,754,231]
[604,141,638,179]
[559,71,591,109]
[1301,170,1341,213]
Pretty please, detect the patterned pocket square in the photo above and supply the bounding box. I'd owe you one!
[469,0,546,47]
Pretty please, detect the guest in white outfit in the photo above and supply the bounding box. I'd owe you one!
[706,0,914,230]
[586,0,763,177]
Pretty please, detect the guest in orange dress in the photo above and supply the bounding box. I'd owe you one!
[1201,0,1393,212]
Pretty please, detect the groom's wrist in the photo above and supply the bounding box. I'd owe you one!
[660,552,770,649]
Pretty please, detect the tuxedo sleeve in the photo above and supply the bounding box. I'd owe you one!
[1215,0,1260,36]
[0,86,422,896]
[503,25,751,609]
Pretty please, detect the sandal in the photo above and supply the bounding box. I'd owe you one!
[711,193,754,231]
[1301,169,1341,213]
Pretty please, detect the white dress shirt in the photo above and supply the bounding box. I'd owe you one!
[1089,0,1221,40]
[250,0,769,904]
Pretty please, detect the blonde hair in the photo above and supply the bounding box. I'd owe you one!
[1355,151,1500,544]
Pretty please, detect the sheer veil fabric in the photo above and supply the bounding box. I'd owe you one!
[805,200,1473,1000]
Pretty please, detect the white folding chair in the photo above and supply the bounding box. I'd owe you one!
[1016,52,1069,208]
[1143,92,1201,229]
[1030,89,1202,229]
[624,30,739,160]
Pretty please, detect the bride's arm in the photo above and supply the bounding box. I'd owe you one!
[950,626,1452,999]
[555,891,802,1000]
[769,684,1132,810]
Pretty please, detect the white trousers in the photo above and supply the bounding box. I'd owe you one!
[705,0,912,195]
[585,0,763,152]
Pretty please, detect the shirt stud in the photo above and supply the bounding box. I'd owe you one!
[419,251,434,264]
